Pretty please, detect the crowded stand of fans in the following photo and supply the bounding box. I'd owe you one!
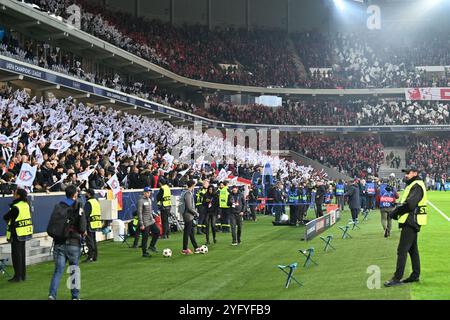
[405,136,450,181]
[0,87,327,193]
[282,134,385,178]
[13,0,450,89]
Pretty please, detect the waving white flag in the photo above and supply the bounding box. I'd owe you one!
[34,146,44,165]
[49,140,71,155]
[77,168,94,182]
[217,168,229,182]
[109,150,116,165]
[107,174,121,196]
[16,163,37,187]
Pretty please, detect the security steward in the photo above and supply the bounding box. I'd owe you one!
[218,180,231,232]
[195,180,209,235]
[384,166,427,287]
[228,185,246,245]
[156,178,171,239]
[84,189,102,262]
[3,188,33,282]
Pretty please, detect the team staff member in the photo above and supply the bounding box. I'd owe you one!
[345,179,361,223]
[315,180,326,218]
[138,187,160,257]
[298,182,309,223]
[287,183,299,225]
[195,180,209,235]
[335,180,345,211]
[228,185,246,246]
[181,180,202,255]
[156,178,171,239]
[3,188,33,282]
[83,189,102,262]
[385,166,427,287]
[379,182,399,238]
[203,185,218,245]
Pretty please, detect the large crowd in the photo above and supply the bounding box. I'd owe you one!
[282,134,385,178]
[15,0,450,89]
[405,136,450,180]
[0,87,327,193]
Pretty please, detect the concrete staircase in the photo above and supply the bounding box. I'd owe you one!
[0,237,53,266]
[286,39,307,80]
[378,147,406,179]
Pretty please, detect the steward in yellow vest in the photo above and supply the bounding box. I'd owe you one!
[3,188,33,282]
[195,179,209,234]
[83,189,102,262]
[218,180,231,232]
[384,166,426,287]
[156,178,171,239]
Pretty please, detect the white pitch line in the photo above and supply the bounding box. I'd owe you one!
[427,201,450,223]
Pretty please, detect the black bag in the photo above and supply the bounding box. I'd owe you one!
[47,203,75,241]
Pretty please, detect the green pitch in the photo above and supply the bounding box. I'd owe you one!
[0,191,449,300]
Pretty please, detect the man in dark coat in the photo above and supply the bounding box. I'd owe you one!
[315,180,326,218]
[345,179,361,223]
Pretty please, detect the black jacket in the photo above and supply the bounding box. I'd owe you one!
[228,192,247,215]
[315,185,326,203]
[390,176,424,231]
[53,200,87,246]
[203,192,218,214]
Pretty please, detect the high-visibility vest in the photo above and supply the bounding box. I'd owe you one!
[379,190,396,208]
[196,188,207,206]
[366,182,376,195]
[300,189,308,203]
[87,198,102,231]
[288,189,299,203]
[6,201,33,241]
[324,192,332,204]
[219,187,230,208]
[336,183,345,196]
[398,180,427,226]
[160,185,172,207]
[132,216,139,227]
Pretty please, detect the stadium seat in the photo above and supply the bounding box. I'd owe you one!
[320,235,336,252]
[277,263,302,288]
[348,220,361,230]
[298,248,318,268]
[0,258,10,277]
[362,210,370,222]
[339,225,352,239]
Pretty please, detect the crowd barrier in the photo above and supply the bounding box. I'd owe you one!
[302,205,341,241]
[0,188,186,238]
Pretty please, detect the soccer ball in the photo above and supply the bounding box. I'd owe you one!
[200,245,208,254]
[162,248,172,257]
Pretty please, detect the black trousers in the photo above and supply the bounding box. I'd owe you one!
[439,183,446,191]
[315,202,323,218]
[249,204,256,221]
[204,212,217,242]
[160,207,171,237]
[220,208,230,231]
[141,224,160,254]
[183,219,198,250]
[85,231,98,261]
[336,196,344,211]
[350,208,360,221]
[394,226,420,280]
[230,213,242,243]
[11,235,26,280]
[289,205,298,224]
[197,206,206,228]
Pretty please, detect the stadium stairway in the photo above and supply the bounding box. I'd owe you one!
[279,150,351,181]
[378,147,406,179]
[0,236,53,266]
[286,39,307,80]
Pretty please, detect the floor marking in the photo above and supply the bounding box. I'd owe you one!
[427,201,450,223]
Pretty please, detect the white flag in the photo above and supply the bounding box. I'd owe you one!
[27,141,37,156]
[77,168,94,182]
[35,146,44,165]
[21,118,33,133]
[107,174,121,196]
[15,163,37,187]
[178,167,190,178]
[109,150,116,165]
[217,168,229,182]
[163,153,174,166]
[49,140,71,155]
